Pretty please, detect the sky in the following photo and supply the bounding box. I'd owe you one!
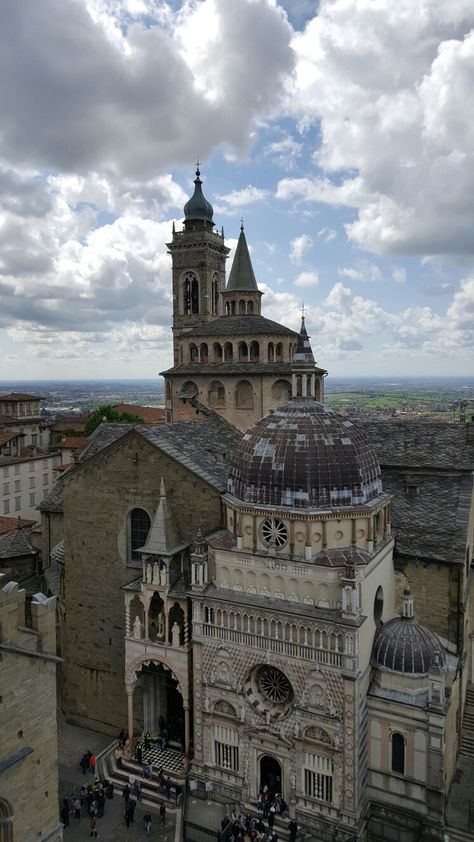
[0,0,473,380]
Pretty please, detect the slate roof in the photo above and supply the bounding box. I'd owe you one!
[0,528,37,559]
[360,420,473,564]
[163,362,327,376]
[182,314,299,338]
[372,615,446,675]
[226,227,258,292]
[38,476,66,513]
[72,418,242,492]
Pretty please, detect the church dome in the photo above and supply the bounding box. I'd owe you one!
[227,399,382,508]
[372,594,446,675]
[184,167,214,224]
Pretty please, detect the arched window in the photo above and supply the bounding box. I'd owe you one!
[235,380,253,410]
[225,302,231,315]
[247,301,254,314]
[239,300,246,314]
[129,508,151,562]
[189,343,198,362]
[0,799,13,842]
[238,342,248,362]
[183,272,199,314]
[213,342,223,362]
[249,340,259,361]
[224,342,233,361]
[276,342,283,362]
[200,343,209,363]
[208,380,226,407]
[268,342,275,362]
[180,380,198,398]
[391,732,405,774]
[212,274,219,315]
[231,301,236,314]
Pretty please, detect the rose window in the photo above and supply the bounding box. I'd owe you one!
[262,518,288,548]
[256,666,292,704]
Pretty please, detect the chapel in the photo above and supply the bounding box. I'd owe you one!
[39,170,474,842]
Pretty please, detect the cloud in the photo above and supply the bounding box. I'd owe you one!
[289,233,313,264]
[264,135,303,170]
[0,0,294,176]
[285,1,474,256]
[294,270,319,288]
[391,267,407,284]
[214,186,270,215]
[318,227,337,242]
[338,262,383,282]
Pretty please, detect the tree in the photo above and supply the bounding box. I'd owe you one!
[84,404,144,437]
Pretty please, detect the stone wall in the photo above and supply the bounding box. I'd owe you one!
[62,431,222,733]
[0,582,62,842]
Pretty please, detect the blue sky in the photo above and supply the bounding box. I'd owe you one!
[0,0,473,379]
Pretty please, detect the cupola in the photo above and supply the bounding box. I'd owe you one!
[183,167,214,230]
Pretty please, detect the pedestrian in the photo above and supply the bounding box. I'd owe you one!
[133,780,142,802]
[74,797,81,820]
[142,761,151,779]
[165,776,172,799]
[268,806,275,829]
[89,754,96,776]
[89,815,98,838]
[128,798,136,823]
[143,812,152,837]
[122,784,131,804]
[119,728,126,749]
[160,802,166,827]
[97,791,105,818]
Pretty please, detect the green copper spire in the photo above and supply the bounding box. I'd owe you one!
[226,224,258,291]
[183,167,214,224]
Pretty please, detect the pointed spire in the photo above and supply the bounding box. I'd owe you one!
[293,316,316,364]
[137,478,185,557]
[226,225,258,292]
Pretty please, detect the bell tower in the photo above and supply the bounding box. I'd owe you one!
[167,168,230,365]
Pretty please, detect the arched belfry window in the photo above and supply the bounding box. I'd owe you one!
[183,272,199,315]
[391,732,405,774]
[129,508,151,562]
[212,274,219,315]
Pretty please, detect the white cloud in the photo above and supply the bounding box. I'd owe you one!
[338,262,383,282]
[285,1,474,256]
[214,186,270,215]
[294,270,319,288]
[392,266,407,284]
[318,227,337,242]
[264,135,303,170]
[289,233,313,264]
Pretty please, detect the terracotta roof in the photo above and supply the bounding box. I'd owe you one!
[52,419,87,432]
[0,430,20,446]
[57,436,87,450]
[182,314,299,338]
[0,517,36,535]
[113,404,165,424]
[20,445,48,457]
[0,392,43,401]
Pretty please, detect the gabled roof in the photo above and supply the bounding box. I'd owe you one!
[69,418,242,493]
[226,226,258,292]
[0,516,36,535]
[0,528,37,559]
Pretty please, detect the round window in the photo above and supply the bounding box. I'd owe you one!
[261,518,288,549]
[256,665,293,704]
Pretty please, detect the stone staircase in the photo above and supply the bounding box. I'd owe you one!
[460,685,474,757]
[96,741,184,813]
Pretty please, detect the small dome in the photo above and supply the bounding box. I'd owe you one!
[372,617,446,675]
[184,168,214,224]
[227,399,381,508]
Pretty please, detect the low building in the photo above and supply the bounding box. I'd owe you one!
[1,451,63,520]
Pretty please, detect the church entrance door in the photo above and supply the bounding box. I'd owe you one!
[260,754,282,799]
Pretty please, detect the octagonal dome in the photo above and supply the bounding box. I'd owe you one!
[372,616,446,675]
[227,399,382,508]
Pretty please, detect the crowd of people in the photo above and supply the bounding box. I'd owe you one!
[61,776,115,833]
[220,787,300,842]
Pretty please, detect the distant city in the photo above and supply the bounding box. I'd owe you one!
[0,376,472,421]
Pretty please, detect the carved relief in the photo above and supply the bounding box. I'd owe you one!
[305,725,332,745]
[214,700,237,717]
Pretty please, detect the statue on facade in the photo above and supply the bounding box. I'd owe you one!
[157,611,164,638]
[160,564,167,587]
[146,563,152,584]
[132,615,142,638]
[171,621,181,647]
[152,563,160,585]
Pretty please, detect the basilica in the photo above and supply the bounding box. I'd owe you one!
[40,170,474,841]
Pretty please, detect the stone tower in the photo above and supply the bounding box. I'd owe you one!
[167,167,230,367]
[162,172,327,430]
